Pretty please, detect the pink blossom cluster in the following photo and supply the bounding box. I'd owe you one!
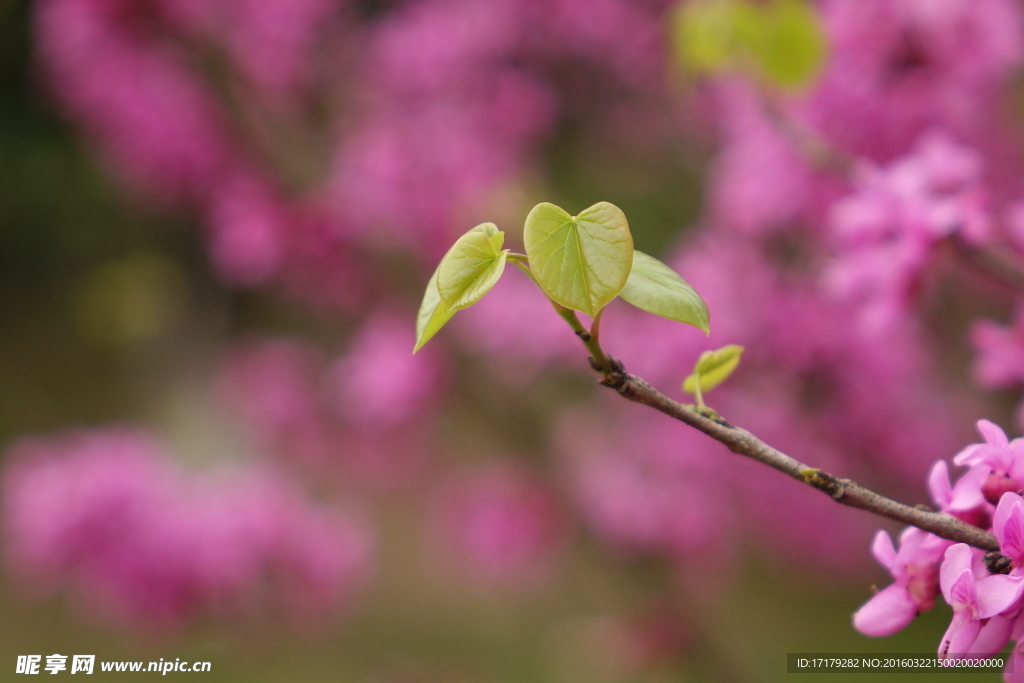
[34,0,674,300]
[802,0,1024,160]
[215,312,443,488]
[1,427,373,629]
[853,420,1024,681]
[826,131,991,331]
[428,463,567,589]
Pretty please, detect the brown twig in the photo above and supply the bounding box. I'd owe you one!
[593,362,1000,553]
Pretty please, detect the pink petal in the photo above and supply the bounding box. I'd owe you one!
[1012,609,1024,640]
[994,493,1024,542]
[940,611,982,657]
[853,584,918,637]
[948,465,990,512]
[871,530,897,569]
[971,613,1015,655]
[929,460,952,510]
[995,494,1024,562]
[980,420,1011,448]
[954,443,986,467]
[1009,439,1024,482]
[976,574,1024,619]
[941,544,975,601]
[948,572,979,614]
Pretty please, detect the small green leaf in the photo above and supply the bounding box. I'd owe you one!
[683,344,745,394]
[523,202,633,317]
[619,251,710,334]
[415,222,505,353]
[413,265,455,353]
[437,222,509,310]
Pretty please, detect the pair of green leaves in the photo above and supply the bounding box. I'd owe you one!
[673,0,826,91]
[415,202,710,352]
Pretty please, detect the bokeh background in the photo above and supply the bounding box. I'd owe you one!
[3,0,1024,680]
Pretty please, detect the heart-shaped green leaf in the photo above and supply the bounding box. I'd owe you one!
[437,222,509,310]
[413,264,455,353]
[683,344,744,394]
[523,202,633,317]
[619,250,710,334]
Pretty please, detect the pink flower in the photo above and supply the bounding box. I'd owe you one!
[928,460,990,526]
[938,544,1023,656]
[953,420,1024,500]
[993,493,1024,566]
[853,528,949,636]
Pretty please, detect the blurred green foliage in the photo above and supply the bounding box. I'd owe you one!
[673,0,827,90]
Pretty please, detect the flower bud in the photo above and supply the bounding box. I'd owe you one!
[982,472,1021,505]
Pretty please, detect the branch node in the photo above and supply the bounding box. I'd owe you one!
[712,415,735,428]
[800,469,844,498]
[575,329,592,342]
[598,356,628,392]
[799,468,820,481]
[694,406,733,427]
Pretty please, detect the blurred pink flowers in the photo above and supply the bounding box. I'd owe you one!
[804,0,1023,159]
[827,131,990,331]
[2,428,373,628]
[429,464,567,588]
[216,318,442,487]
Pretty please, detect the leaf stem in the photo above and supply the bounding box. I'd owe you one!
[511,258,615,374]
[692,374,705,410]
[590,308,605,346]
[558,307,613,375]
[510,258,542,287]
